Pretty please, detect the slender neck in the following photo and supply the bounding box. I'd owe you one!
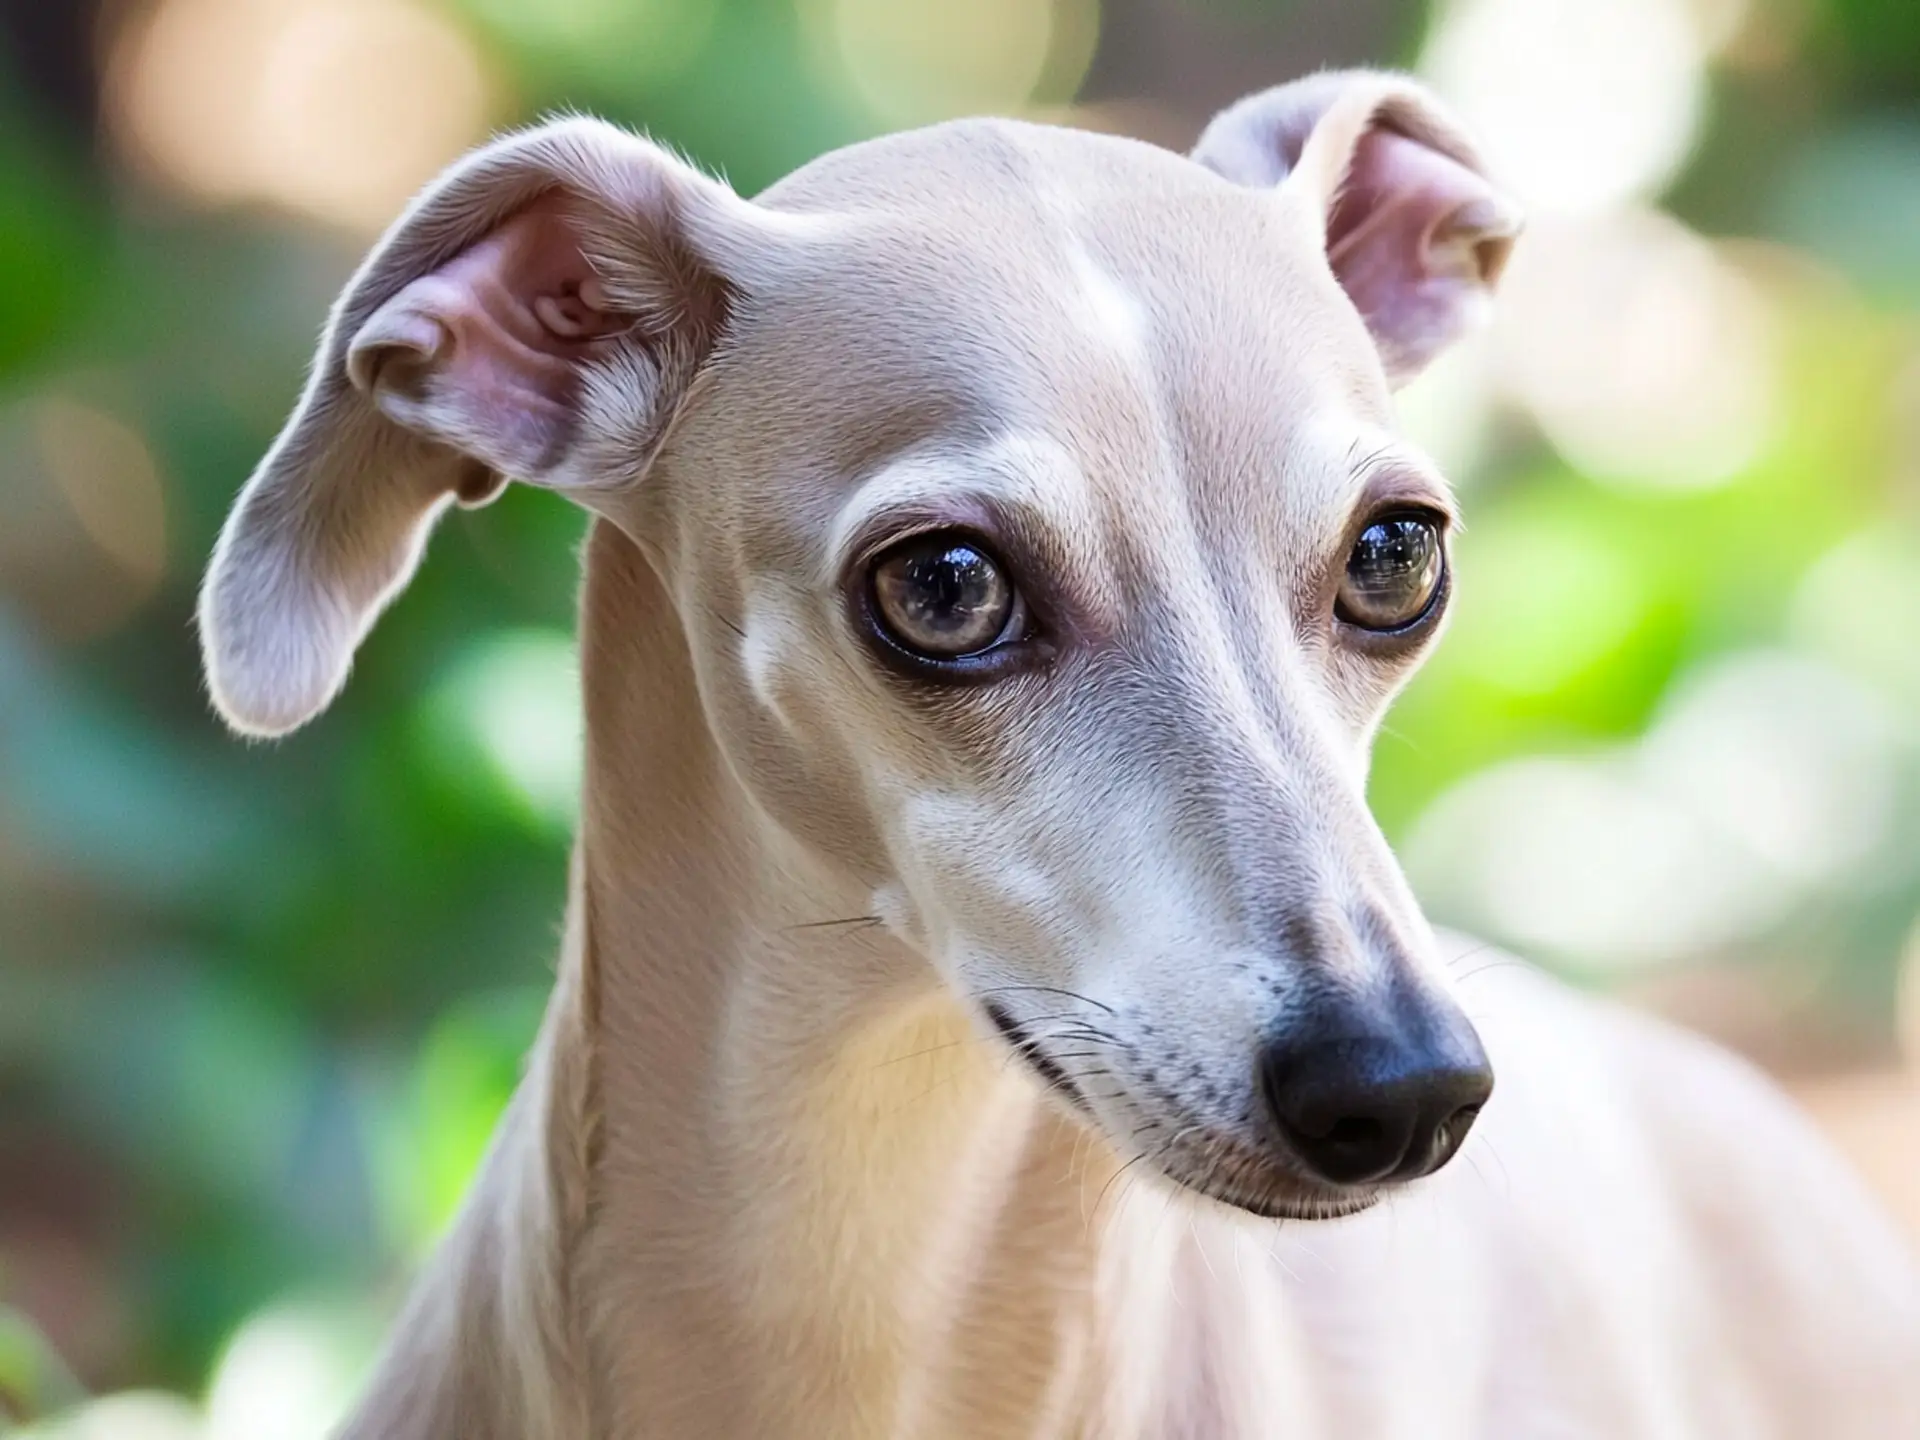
[565,524,1109,1436]
[339,524,1238,1440]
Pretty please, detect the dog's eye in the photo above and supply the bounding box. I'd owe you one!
[869,534,1020,660]
[1337,514,1445,632]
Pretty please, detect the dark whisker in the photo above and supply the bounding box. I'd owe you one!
[785,914,884,932]
[869,1011,1114,1073]
[975,983,1116,1015]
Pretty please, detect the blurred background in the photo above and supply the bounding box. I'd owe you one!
[0,0,1916,1433]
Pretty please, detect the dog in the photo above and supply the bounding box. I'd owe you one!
[197,69,1920,1438]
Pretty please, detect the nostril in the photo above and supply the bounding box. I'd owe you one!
[1427,1099,1484,1171]
[1292,1111,1411,1186]
[1263,1057,1419,1186]
[1275,1101,1416,1186]
[1324,1116,1384,1150]
[1399,1080,1490,1180]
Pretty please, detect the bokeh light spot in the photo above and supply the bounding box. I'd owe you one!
[1492,210,1779,490]
[1408,649,1901,971]
[35,399,167,591]
[1641,650,1897,885]
[1408,754,1767,970]
[0,393,167,639]
[420,630,582,832]
[204,1299,381,1440]
[18,1391,203,1440]
[811,0,1098,126]
[460,0,718,85]
[108,0,496,234]
[1421,0,1706,215]
[1791,525,1920,710]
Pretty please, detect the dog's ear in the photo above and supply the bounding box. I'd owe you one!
[1192,70,1522,386]
[200,119,766,737]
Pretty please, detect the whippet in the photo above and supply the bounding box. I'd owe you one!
[198,70,1920,1438]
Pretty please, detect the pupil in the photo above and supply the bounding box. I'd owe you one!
[1352,519,1432,591]
[907,546,991,632]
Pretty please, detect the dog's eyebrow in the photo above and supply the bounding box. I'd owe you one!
[1346,437,1459,526]
[825,433,1106,567]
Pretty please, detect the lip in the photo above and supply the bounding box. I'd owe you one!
[1141,1110,1399,1220]
[1152,1146,1383,1222]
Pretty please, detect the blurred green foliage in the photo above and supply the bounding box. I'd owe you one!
[1,1303,85,1422]
[0,0,1916,1430]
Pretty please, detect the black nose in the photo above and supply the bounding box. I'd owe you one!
[1260,1006,1492,1187]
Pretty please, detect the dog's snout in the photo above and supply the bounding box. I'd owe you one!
[1259,995,1492,1187]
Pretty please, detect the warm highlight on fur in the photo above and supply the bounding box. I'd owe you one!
[199,71,1920,1438]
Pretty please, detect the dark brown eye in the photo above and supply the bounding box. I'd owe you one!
[1337,514,1445,632]
[869,534,1020,659]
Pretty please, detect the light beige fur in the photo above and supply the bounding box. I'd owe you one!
[197,71,1920,1438]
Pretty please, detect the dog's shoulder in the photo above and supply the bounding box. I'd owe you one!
[1448,944,1920,1433]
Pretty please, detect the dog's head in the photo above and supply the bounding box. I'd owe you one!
[201,72,1520,1220]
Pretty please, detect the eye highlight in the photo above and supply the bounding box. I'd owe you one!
[868,532,1023,661]
[1336,512,1446,633]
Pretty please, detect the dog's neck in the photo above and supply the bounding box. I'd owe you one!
[339,524,1280,1438]
[570,523,1095,1435]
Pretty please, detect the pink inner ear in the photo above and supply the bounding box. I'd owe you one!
[348,195,631,478]
[1325,127,1520,384]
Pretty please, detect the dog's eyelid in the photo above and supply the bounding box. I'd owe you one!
[834,498,1066,608]
[1367,496,1454,533]
[848,518,1002,573]
[1342,434,1452,508]
[1350,470,1457,533]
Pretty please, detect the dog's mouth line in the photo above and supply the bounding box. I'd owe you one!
[980,999,1094,1112]
[1149,1149,1382,1222]
[1146,1118,1388,1221]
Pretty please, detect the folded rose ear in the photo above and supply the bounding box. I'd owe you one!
[1192,70,1522,386]
[199,119,765,738]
